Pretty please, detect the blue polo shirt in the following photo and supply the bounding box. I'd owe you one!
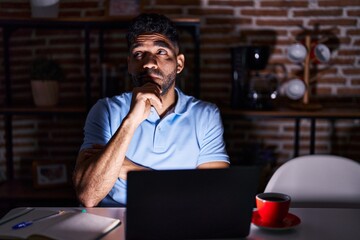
[80,88,229,206]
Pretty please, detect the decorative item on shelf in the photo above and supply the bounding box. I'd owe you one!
[30,57,65,107]
[286,34,332,110]
[32,160,71,189]
[284,78,306,100]
[30,0,60,18]
[106,0,140,17]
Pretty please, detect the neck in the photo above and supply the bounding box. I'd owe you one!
[155,87,177,118]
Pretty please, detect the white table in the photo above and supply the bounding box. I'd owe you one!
[2,207,360,240]
[250,208,360,240]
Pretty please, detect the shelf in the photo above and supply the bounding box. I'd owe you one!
[220,99,360,158]
[0,179,77,201]
[0,16,200,28]
[1,15,201,183]
[221,105,360,119]
[0,105,87,115]
[220,98,360,119]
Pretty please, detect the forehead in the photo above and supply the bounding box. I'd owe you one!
[130,33,178,51]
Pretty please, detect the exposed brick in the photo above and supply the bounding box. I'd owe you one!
[330,58,355,65]
[188,8,234,16]
[1,0,360,178]
[206,17,252,25]
[352,79,360,85]
[313,87,332,95]
[142,8,183,15]
[0,11,30,18]
[201,46,230,55]
[201,26,235,34]
[347,10,360,16]
[346,28,360,35]
[241,9,288,17]
[337,88,360,95]
[0,2,29,9]
[309,18,357,26]
[208,0,253,7]
[318,0,360,7]
[35,47,82,56]
[261,0,308,8]
[256,19,303,26]
[290,28,341,37]
[343,68,360,75]
[317,77,347,84]
[354,39,360,46]
[34,29,83,37]
[337,49,360,56]
[202,35,238,45]
[156,0,201,6]
[60,2,99,9]
[48,37,86,45]
[294,9,343,17]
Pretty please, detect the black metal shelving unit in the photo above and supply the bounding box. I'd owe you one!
[0,17,201,182]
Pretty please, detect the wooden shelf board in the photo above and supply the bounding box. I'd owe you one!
[0,105,86,115]
[220,99,360,119]
[0,180,77,200]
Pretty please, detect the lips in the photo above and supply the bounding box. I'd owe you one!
[139,71,162,84]
[144,74,161,80]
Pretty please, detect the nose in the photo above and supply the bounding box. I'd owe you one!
[142,53,158,69]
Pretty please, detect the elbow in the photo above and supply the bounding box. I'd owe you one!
[80,200,97,208]
[76,190,100,208]
[73,178,100,207]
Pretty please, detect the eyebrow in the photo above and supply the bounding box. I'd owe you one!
[154,40,173,50]
[131,40,174,51]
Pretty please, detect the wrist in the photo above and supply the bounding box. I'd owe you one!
[122,115,140,133]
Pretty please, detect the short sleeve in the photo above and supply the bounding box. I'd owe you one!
[80,99,112,151]
[197,105,229,165]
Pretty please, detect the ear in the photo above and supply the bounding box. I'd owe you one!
[176,54,185,74]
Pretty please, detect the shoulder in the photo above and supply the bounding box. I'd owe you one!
[177,89,220,117]
[89,92,132,115]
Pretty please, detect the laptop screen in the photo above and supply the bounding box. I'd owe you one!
[126,167,259,240]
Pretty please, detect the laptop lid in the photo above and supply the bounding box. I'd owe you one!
[126,166,259,240]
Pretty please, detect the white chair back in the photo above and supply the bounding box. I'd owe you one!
[264,155,360,208]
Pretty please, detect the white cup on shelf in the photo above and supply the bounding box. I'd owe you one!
[30,0,59,18]
[284,79,306,100]
[287,43,307,63]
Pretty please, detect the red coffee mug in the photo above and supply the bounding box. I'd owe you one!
[256,192,291,226]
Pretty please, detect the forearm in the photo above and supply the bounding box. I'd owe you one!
[197,161,230,169]
[119,157,151,180]
[73,117,137,207]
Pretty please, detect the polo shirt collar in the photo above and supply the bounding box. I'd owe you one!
[173,87,187,115]
[147,88,187,122]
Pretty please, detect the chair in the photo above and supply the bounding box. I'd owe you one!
[264,154,360,208]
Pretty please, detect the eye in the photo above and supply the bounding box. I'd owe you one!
[133,51,143,59]
[157,49,168,55]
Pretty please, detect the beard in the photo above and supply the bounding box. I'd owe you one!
[131,68,177,96]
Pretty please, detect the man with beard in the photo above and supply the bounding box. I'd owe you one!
[73,13,229,207]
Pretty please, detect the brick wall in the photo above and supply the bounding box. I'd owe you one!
[0,0,359,179]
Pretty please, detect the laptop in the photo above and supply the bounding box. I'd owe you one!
[126,166,259,240]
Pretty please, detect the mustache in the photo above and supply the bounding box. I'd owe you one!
[137,69,164,79]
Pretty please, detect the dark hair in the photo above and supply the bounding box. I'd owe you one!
[126,13,179,51]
